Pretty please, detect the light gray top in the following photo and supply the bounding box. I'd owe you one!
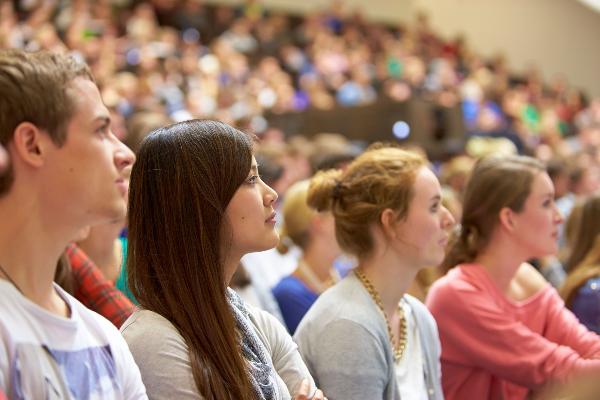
[294,273,443,400]
[121,305,316,399]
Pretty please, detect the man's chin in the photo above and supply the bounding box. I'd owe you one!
[101,203,127,225]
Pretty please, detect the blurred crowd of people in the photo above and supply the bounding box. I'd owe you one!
[3,0,600,357]
[2,0,597,156]
[2,0,600,399]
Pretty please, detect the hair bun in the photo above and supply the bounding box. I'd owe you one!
[307,169,343,212]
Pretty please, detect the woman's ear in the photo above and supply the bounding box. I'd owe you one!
[379,208,399,240]
[498,207,516,233]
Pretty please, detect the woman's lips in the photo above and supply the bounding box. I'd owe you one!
[438,235,449,246]
[265,211,277,224]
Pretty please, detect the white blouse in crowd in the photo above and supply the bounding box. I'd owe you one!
[395,299,429,400]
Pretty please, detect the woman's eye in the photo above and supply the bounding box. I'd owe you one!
[246,175,259,184]
[430,203,440,213]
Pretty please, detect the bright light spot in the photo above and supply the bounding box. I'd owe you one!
[199,54,220,74]
[258,88,277,108]
[393,121,410,140]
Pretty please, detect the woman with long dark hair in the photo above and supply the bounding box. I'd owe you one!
[121,120,324,400]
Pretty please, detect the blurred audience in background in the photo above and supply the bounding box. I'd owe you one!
[2,1,600,398]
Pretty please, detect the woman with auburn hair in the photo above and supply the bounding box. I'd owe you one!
[560,195,600,333]
[426,155,600,400]
[294,145,454,400]
[121,120,324,400]
[272,179,342,334]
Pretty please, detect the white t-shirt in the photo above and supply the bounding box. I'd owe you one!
[0,281,147,399]
[395,299,428,400]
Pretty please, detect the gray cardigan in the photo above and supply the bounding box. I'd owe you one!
[294,273,443,400]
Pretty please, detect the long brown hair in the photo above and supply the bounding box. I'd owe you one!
[441,155,545,272]
[561,195,600,307]
[127,119,255,399]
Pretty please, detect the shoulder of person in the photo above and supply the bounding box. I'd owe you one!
[273,276,312,297]
[246,303,285,334]
[430,265,477,290]
[120,310,187,356]
[295,313,388,359]
[245,303,292,353]
[298,276,389,337]
[121,309,179,333]
[426,268,474,306]
[61,287,124,338]
[514,262,549,296]
[120,310,203,400]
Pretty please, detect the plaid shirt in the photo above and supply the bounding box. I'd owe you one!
[65,244,135,328]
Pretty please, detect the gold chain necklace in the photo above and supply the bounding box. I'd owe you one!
[355,268,407,361]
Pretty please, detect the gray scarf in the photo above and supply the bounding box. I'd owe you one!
[227,288,279,400]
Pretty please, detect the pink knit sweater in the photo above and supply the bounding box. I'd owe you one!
[426,263,600,400]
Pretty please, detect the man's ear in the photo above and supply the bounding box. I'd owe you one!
[498,207,516,233]
[11,122,47,168]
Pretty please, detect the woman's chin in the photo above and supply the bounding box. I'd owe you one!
[252,233,280,254]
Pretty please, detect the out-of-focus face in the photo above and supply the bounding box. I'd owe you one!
[512,172,564,258]
[393,167,455,269]
[551,172,570,200]
[40,77,135,227]
[222,156,280,259]
[575,165,600,197]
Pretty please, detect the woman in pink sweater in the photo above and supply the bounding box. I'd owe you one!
[426,155,600,400]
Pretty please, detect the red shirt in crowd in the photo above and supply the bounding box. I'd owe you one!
[427,263,600,400]
[65,244,134,328]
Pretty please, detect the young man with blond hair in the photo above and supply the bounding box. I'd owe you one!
[0,49,146,399]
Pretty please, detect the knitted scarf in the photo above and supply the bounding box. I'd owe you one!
[227,288,279,400]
